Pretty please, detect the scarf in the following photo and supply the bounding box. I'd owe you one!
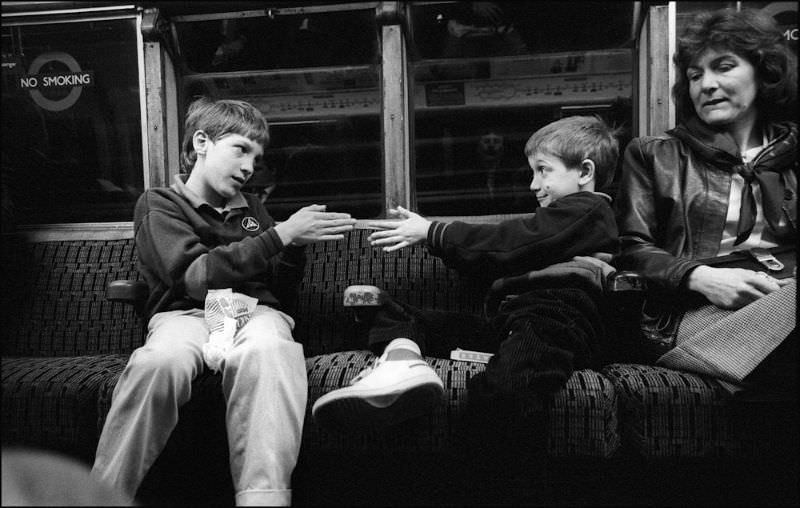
[668,117,798,245]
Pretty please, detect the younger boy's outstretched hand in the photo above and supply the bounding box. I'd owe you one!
[367,206,431,252]
[275,204,356,246]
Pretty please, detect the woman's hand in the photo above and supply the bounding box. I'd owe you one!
[366,206,432,252]
[274,204,356,246]
[572,253,616,278]
[686,265,790,310]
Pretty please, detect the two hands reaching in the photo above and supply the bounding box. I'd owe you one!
[274,204,357,246]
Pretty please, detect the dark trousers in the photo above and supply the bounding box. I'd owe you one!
[364,285,609,407]
[361,284,612,467]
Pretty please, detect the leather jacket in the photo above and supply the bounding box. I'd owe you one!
[614,121,798,359]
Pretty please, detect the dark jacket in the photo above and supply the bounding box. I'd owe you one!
[426,191,619,282]
[134,179,306,321]
[614,121,797,354]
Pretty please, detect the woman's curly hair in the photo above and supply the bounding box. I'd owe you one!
[671,8,797,124]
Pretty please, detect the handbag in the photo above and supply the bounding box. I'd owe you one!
[699,245,796,279]
[636,245,796,364]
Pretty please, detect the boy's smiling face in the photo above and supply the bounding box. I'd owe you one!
[192,131,264,206]
[528,151,589,208]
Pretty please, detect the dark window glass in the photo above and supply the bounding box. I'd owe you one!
[178,8,382,221]
[409,1,633,60]
[410,2,634,216]
[676,2,737,35]
[2,18,143,227]
[248,116,382,221]
[174,9,379,73]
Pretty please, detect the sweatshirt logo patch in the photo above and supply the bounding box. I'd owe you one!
[241,216,260,231]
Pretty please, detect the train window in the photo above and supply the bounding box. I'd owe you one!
[409,1,634,215]
[174,8,379,73]
[409,1,633,59]
[676,2,797,55]
[1,18,143,227]
[175,6,382,220]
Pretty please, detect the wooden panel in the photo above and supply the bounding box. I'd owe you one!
[143,41,169,188]
[381,23,413,212]
[8,223,135,242]
[637,4,675,136]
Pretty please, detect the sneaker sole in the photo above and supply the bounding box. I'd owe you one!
[313,376,444,430]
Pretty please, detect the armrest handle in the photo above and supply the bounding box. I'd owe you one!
[107,279,149,305]
[343,285,388,307]
[606,271,647,292]
[343,285,388,323]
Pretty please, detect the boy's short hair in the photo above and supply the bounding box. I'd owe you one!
[180,97,270,173]
[524,115,620,190]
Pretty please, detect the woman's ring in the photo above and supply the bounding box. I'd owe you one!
[758,272,775,282]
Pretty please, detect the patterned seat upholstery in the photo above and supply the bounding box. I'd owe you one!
[1,237,142,461]
[294,228,489,356]
[3,227,793,505]
[294,229,621,457]
[1,355,129,462]
[603,363,797,458]
[92,351,621,465]
[1,238,143,357]
[304,351,619,458]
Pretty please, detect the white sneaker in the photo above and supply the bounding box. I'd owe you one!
[312,342,444,430]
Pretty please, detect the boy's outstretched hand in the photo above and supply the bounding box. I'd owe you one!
[367,206,432,252]
[275,204,356,246]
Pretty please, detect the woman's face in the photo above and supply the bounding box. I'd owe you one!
[687,48,759,130]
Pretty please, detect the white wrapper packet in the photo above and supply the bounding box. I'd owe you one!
[203,289,259,373]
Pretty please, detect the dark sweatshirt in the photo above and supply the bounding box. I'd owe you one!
[133,177,306,321]
[426,191,619,281]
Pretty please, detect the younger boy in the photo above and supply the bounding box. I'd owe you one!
[91,97,356,506]
[312,115,620,428]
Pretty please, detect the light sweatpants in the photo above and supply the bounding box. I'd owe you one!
[91,305,308,506]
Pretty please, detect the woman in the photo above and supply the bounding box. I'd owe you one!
[615,7,797,391]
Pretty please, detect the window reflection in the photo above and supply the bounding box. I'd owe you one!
[175,9,379,73]
[1,18,143,227]
[410,1,634,216]
[439,1,528,58]
[243,117,382,221]
[410,1,634,59]
[415,112,538,215]
[177,7,382,220]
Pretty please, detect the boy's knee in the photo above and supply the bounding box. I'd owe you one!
[126,346,196,386]
[230,326,302,368]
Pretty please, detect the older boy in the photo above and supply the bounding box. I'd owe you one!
[91,97,356,506]
[312,115,621,429]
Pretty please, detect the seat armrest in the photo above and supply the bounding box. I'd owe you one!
[343,285,388,307]
[604,271,647,362]
[343,285,388,323]
[107,279,149,305]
